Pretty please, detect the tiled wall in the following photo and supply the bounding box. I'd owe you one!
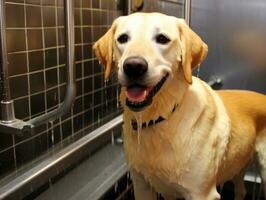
[0,0,125,180]
[140,0,184,17]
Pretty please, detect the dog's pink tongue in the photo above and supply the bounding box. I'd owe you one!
[126,86,151,102]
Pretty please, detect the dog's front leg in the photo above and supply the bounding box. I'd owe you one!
[232,169,246,200]
[189,185,220,200]
[130,169,157,200]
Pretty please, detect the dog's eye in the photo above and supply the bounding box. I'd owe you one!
[117,34,129,44]
[155,34,170,44]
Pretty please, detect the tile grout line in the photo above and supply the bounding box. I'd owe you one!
[6,43,99,55]
[9,80,118,106]
[6,24,111,31]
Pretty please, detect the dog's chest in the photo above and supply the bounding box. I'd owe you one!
[148,174,189,198]
[123,109,228,197]
[123,122,209,196]
[124,129,188,196]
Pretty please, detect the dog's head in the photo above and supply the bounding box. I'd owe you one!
[93,13,208,112]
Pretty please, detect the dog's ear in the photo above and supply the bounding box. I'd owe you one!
[93,21,117,80]
[177,19,208,84]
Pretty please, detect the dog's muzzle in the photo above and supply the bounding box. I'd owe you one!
[122,56,169,112]
[125,73,169,112]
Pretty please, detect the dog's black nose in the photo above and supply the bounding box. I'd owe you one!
[123,57,148,79]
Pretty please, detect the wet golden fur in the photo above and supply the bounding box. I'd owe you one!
[93,12,266,200]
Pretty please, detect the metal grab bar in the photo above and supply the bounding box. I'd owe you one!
[27,0,76,127]
[0,0,76,135]
[0,0,16,125]
[0,0,10,102]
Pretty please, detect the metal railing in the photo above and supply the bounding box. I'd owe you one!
[0,115,123,200]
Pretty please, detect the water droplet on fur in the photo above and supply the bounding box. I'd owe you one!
[112,54,115,61]
[137,134,141,149]
[145,121,148,128]
[136,114,142,152]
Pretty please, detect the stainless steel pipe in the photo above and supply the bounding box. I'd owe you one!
[0,0,76,134]
[0,0,16,124]
[27,0,76,126]
[0,0,10,102]
[185,0,191,25]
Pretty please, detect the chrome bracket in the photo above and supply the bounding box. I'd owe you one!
[0,100,33,135]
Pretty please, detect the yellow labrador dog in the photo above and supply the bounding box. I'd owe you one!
[93,12,266,200]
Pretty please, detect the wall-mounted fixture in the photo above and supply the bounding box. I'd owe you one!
[208,76,223,90]
[0,0,76,135]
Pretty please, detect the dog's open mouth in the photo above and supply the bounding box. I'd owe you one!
[125,74,169,112]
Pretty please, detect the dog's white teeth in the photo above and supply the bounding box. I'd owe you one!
[132,101,140,105]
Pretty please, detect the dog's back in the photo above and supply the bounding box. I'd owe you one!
[217,90,266,191]
[218,90,266,132]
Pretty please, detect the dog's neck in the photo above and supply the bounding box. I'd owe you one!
[131,105,177,130]
[120,70,189,127]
